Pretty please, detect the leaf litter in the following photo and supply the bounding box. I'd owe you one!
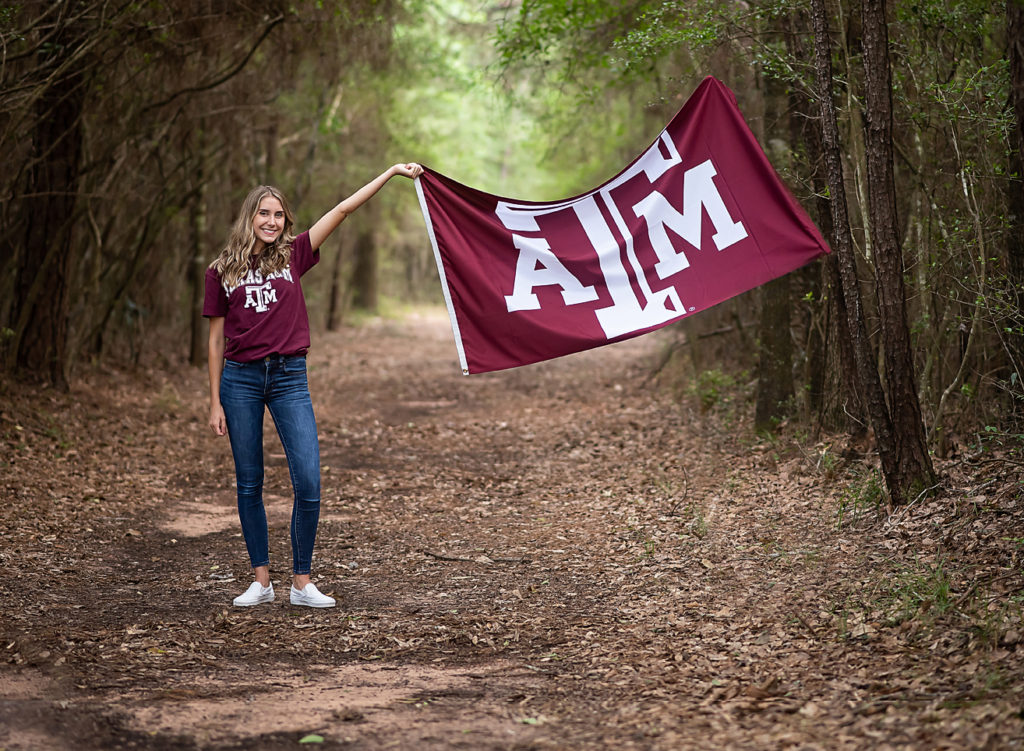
[0,310,1022,749]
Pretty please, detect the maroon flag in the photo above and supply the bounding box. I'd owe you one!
[416,76,830,375]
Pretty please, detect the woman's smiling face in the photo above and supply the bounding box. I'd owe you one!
[253,195,285,246]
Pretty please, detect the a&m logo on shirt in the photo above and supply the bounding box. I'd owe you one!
[244,282,277,313]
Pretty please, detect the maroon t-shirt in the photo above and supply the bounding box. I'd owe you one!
[203,231,320,362]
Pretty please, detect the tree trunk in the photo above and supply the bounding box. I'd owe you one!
[326,237,346,331]
[753,60,794,433]
[3,66,84,388]
[781,16,864,432]
[810,0,907,502]
[349,227,378,312]
[860,0,937,496]
[188,128,208,367]
[755,275,794,432]
[825,255,868,437]
[1007,0,1024,387]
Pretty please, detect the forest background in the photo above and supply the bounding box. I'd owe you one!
[2,0,1024,503]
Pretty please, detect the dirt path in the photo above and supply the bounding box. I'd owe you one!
[1,310,1022,749]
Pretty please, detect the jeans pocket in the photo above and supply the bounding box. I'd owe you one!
[284,356,307,374]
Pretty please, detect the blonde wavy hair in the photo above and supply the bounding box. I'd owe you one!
[210,185,297,288]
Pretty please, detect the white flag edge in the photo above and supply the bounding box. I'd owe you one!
[415,176,470,375]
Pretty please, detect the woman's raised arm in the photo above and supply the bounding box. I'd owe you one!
[308,163,423,251]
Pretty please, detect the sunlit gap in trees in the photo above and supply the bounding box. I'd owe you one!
[392,0,660,201]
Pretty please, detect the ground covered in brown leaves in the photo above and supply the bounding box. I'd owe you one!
[2,310,1023,750]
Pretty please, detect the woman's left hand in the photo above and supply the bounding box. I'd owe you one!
[394,163,424,179]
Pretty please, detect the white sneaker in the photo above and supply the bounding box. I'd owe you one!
[233,581,275,607]
[290,583,336,608]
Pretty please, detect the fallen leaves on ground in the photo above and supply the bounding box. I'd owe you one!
[1,312,1022,749]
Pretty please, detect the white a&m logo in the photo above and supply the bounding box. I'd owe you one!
[497,135,747,340]
[244,282,277,312]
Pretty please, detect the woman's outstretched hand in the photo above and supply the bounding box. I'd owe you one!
[394,163,424,179]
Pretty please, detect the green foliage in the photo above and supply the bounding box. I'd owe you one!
[495,0,639,71]
[835,469,885,530]
[495,0,735,86]
[0,5,19,32]
[614,1,724,64]
[688,368,742,412]
[686,503,709,539]
[816,445,841,482]
[878,561,954,626]
[966,424,1024,463]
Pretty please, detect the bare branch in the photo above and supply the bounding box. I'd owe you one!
[140,14,286,115]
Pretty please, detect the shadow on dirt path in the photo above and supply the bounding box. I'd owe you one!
[1,310,1023,749]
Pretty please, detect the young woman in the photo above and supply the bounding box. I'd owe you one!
[204,162,423,608]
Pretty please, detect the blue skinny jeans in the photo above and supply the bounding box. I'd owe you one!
[220,354,320,575]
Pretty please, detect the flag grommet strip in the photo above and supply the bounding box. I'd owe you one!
[415,176,470,375]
